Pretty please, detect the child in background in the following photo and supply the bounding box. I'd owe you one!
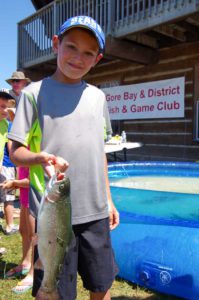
[0,237,6,256]
[0,91,11,166]
[1,132,18,235]
[0,91,18,235]
[2,167,35,294]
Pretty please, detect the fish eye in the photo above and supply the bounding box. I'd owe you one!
[59,183,65,191]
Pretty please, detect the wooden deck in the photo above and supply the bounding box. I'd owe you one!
[18,0,199,71]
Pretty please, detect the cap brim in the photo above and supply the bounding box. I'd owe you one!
[60,25,104,52]
[0,91,15,100]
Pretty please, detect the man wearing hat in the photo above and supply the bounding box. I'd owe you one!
[6,71,31,107]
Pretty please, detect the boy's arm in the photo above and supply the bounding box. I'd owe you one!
[0,160,2,173]
[12,178,29,188]
[10,141,54,167]
[104,154,120,230]
[0,178,29,190]
[10,141,68,177]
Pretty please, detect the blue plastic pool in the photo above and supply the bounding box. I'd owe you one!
[109,161,199,300]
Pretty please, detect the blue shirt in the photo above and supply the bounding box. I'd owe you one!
[3,122,15,167]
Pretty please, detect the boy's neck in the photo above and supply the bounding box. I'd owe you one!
[52,70,82,85]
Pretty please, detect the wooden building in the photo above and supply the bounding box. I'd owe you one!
[18,0,199,162]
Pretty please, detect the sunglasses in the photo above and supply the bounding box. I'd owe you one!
[12,79,22,83]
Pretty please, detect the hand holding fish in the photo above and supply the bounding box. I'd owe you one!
[39,152,69,177]
[54,156,69,173]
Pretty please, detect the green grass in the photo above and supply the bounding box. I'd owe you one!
[0,217,182,300]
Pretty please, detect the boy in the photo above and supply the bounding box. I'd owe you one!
[8,15,119,300]
[0,91,10,169]
[0,91,18,235]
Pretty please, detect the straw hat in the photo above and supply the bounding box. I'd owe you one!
[6,71,31,85]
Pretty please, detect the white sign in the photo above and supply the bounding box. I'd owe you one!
[103,77,185,120]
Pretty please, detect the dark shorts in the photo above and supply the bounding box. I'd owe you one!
[32,218,118,300]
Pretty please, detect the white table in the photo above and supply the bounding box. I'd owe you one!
[105,142,143,161]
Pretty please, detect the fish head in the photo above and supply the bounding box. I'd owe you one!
[58,176,70,197]
[46,174,70,203]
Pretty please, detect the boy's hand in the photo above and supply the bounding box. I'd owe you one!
[38,152,56,177]
[54,156,69,173]
[0,180,15,191]
[109,203,120,230]
[39,152,69,178]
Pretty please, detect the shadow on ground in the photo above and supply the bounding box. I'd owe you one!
[112,297,140,300]
[112,296,183,300]
[0,259,17,279]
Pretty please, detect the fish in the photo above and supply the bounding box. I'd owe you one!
[36,173,74,299]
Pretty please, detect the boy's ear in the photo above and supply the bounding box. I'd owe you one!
[52,35,59,54]
[94,53,103,66]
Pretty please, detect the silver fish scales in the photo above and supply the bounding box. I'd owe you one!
[37,174,74,297]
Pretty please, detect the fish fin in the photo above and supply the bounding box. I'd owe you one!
[34,257,44,270]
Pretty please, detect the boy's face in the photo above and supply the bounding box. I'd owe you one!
[0,98,9,120]
[53,28,103,83]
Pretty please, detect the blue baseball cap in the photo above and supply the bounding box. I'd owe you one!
[0,88,15,100]
[58,16,105,53]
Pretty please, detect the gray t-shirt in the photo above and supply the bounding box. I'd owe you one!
[8,77,112,225]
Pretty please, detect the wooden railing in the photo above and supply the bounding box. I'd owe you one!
[17,0,199,68]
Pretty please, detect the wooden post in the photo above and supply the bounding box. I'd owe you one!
[193,63,199,141]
